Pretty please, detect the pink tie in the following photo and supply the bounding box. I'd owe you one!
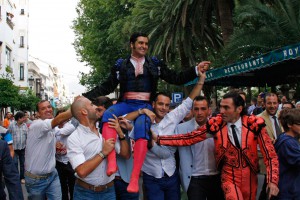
[131,56,144,77]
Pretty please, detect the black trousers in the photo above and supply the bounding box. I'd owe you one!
[56,160,76,200]
[187,174,224,200]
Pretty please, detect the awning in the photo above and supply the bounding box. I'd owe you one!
[186,43,300,87]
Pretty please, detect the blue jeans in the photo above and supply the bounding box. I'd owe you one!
[25,169,62,200]
[14,149,25,179]
[73,183,116,200]
[143,170,180,200]
[114,179,139,200]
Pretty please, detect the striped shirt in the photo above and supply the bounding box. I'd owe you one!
[8,122,28,150]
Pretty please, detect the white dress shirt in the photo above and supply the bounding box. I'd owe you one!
[227,117,242,147]
[55,122,75,164]
[142,97,193,178]
[67,124,120,186]
[189,119,218,176]
[25,119,56,175]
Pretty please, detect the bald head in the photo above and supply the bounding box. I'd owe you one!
[71,96,88,120]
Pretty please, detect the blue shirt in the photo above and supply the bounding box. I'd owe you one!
[274,133,300,199]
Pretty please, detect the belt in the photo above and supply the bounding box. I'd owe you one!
[25,171,52,179]
[123,92,151,101]
[76,179,114,192]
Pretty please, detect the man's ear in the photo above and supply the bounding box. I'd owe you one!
[81,108,88,116]
[236,105,243,114]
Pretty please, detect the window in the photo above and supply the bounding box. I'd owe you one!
[20,63,24,80]
[20,36,24,47]
[21,9,24,15]
[5,47,12,67]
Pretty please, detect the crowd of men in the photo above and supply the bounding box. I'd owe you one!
[0,32,300,200]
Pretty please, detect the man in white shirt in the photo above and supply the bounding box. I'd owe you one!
[175,96,224,200]
[67,96,130,199]
[25,100,72,199]
[124,67,207,199]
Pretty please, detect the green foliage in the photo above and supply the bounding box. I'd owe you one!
[0,78,40,112]
[0,78,20,109]
[129,0,223,66]
[218,0,300,66]
[15,90,41,112]
[73,0,133,89]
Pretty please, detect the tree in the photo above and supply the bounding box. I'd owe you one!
[0,78,20,116]
[15,90,41,112]
[128,0,223,67]
[220,0,300,64]
[73,0,133,90]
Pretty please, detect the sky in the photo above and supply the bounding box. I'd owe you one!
[28,0,88,96]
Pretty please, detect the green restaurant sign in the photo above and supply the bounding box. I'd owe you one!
[186,42,300,85]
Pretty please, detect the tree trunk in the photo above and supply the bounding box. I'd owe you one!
[217,0,234,45]
[179,43,194,96]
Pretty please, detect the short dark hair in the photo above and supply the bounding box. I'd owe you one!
[14,111,25,121]
[93,96,113,109]
[282,101,295,109]
[279,108,300,132]
[263,93,278,103]
[130,32,148,44]
[36,100,50,112]
[223,92,247,116]
[193,96,210,107]
[153,92,170,102]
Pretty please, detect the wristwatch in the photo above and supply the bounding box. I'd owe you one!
[98,151,106,159]
[119,134,126,141]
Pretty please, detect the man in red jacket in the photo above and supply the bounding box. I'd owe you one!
[156,92,279,200]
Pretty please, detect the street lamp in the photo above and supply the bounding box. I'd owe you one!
[28,75,34,90]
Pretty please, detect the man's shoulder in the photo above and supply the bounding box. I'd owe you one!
[68,128,80,140]
[177,119,194,127]
[257,110,267,117]
[176,119,195,131]
[30,118,51,126]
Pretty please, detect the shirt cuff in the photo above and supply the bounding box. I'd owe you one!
[70,154,85,170]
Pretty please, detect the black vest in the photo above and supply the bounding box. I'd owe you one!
[117,56,160,101]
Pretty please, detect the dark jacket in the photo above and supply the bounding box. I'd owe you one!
[274,133,300,200]
[83,56,197,101]
[0,140,24,200]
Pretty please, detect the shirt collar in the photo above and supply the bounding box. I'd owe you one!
[227,117,242,129]
[78,124,99,135]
